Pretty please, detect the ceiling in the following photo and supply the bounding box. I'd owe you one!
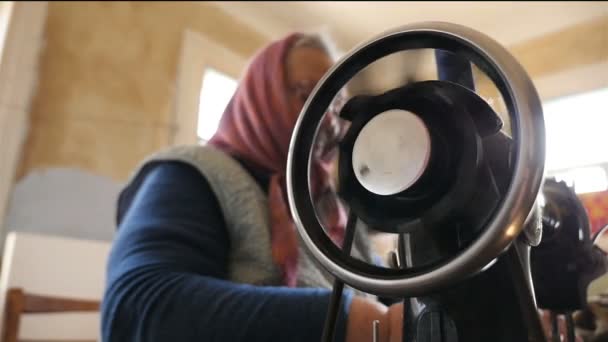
[212,2,607,101]
[213,1,608,50]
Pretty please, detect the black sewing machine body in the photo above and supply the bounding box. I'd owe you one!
[285,22,607,342]
[337,78,544,342]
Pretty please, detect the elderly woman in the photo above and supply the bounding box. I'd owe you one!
[101,33,403,342]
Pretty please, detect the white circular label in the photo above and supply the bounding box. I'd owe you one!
[352,109,431,196]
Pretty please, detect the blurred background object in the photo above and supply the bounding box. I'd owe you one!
[0,1,605,340]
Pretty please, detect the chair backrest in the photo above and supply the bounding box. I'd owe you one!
[0,232,111,341]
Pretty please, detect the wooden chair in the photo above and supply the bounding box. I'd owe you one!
[0,232,111,342]
[2,288,100,342]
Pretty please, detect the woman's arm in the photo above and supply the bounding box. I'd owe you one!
[101,162,352,342]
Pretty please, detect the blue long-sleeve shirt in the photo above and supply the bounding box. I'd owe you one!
[101,161,352,342]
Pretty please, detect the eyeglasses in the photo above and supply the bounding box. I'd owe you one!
[289,79,348,114]
[288,80,317,105]
[287,79,350,163]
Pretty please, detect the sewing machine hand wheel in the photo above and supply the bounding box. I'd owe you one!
[286,22,545,340]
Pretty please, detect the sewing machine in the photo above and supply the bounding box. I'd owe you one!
[285,22,607,342]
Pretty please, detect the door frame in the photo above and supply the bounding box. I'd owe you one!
[0,2,48,240]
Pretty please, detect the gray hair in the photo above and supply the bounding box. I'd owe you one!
[292,33,341,62]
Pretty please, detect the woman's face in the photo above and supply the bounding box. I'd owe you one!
[286,46,346,190]
[286,46,334,106]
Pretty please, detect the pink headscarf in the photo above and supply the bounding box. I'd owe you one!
[209,33,347,287]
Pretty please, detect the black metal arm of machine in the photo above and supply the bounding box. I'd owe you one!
[283,22,590,342]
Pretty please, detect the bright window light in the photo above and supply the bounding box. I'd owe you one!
[544,88,608,171]
[197,68,238,141]
[552,166,608,194]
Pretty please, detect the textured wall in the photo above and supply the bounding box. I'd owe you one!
[17,1,268,181]
[5,2,268,242]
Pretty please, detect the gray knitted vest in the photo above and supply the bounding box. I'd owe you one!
[132,145,374,290]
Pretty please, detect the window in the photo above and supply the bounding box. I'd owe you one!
[552,166,608,194]
[197,68,238,142]
[544,87,608,194]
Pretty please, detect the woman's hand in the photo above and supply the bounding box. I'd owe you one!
[346,296,404,342]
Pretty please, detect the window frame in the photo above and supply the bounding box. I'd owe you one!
[173,30,246,146]
[196,68,238,143]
